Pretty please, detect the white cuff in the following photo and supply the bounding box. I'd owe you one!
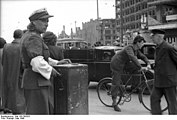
[30,56,52,80]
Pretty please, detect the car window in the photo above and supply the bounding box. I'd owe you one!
[95,49,114,61]
[141,44,156,59]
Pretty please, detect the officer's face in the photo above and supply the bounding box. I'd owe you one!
[33,18,49,34]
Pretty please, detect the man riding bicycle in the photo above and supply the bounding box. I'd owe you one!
[110,35,151,112]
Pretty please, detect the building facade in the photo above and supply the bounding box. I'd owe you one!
[148,0,177,46]
[99,19,117,45]
[82,19,100,46]
[58,25,69,39]
[82,19,117,46]
[115,0,156,44]
[115,0,177,46]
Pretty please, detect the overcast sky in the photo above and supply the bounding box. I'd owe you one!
[0,0,115,43]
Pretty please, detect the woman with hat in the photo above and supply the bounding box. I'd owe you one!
[20,8,60,114]
[110,35,151,112]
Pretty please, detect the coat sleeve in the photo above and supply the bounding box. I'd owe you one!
[169,46,177,66]
[25,35,43,59]
[137,50,150,65]
[1,44,8,65]
[125,46,142,68]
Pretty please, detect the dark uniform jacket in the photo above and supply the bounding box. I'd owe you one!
[154,41,177,87]
[21,31,51,89]
[111,44,150,73]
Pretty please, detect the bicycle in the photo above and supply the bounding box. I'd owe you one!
[96,69,168,112]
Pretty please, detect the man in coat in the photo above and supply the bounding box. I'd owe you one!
[0,37,6,111]
[150,29,177,114]
[2,29,26,114]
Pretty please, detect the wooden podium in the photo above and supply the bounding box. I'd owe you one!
[53,63,88,114]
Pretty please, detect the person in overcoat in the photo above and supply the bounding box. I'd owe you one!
[150,29,177,114]
[42,31,69,114]
[0,37,6,111]
[110,35,151,112]
[2,29,26,114]
[20,8,60,115]
[43,31,65,60]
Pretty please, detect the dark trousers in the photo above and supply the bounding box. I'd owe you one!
[111,71,122,98]
[150,86,177,115]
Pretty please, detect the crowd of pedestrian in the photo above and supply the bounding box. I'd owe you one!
[0,7,177,115]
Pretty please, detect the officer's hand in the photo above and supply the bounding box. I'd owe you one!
[57,59,72,65]
[64,59,72,63]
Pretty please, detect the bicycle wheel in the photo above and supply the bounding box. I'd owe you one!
[97,77,122,107]
[140,79,168,112]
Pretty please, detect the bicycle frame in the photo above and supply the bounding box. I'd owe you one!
[119,70,151,105]
[97,69,168,112]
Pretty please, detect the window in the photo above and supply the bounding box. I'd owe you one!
[105,24,110,29]
[105,30,111,34]
[105,36,111,40]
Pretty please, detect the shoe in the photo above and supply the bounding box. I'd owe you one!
[3,108,12,114]
[113,105,121,112]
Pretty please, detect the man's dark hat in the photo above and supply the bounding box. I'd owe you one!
[133,35,145,44]
[151,29,165,35]
[29,8,54,21]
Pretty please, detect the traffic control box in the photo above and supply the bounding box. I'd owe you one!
[53,63,88,114]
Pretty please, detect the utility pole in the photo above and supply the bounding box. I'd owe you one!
[75,21,77,37]
[96,0,100,44]
[97,0,99,20]
[120,0,123,45]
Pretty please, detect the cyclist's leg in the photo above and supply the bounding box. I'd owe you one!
[131,70,141,90]
[111,71,121,112]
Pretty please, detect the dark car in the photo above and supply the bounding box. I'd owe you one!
[62,41,155,83]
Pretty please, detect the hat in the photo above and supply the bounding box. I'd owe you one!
[133,35,145,44]
[29,8,54,21]
[151,29,165,35]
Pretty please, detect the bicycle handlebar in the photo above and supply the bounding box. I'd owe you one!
[138,68,154,74]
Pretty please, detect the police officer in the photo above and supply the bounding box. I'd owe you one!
[20,8,59,115]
